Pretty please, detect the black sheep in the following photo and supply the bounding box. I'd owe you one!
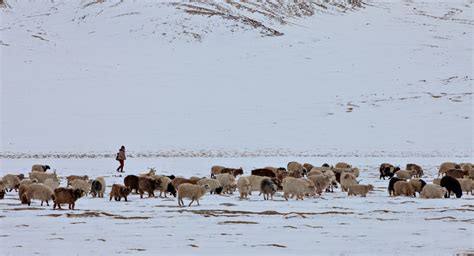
[166,183,177,197]
[440,176,462,198]
[388,177,405,196]
[123,175,139,193]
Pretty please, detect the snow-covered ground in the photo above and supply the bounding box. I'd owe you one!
[1,0,473,255]
[1,0,472,156]
[1,157,474,255]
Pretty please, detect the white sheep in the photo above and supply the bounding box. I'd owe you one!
[322,169,337,192]
[307,174,330,195]
[237,176,251,199]
[282,177,315,200]
[43,178,60,190]
[197,178,222,195]
[177,183,210,207]
[20,178,38,186]
[246,175,268,194]
[347,184,374,197]
[287,161,305,177]
[340,173,358,192]
[420,184,447,199]
[2,174,21,192]
[70,179,91,197]
[432,178,441,185]
[307,169,323,177]
[155,175,173,197]
[215,173,237,194]
[91,176,106,198]
[24,183,54,206]
[395,170,416,179]
[29,171,58,183]
[457,178,473,195]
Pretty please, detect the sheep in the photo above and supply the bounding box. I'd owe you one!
[408,179,427,196]
[138,176,161,198]
[66,175,88,186]
[307,174,330,195]
[395,170,416,179]
[31,164,51,172]
[282,177,315,200]
[109,184,131,201]
[388,177,405,196]
[379,163,399,180]
[154,175,176,197]
[340,173,358,192]
[440,176,462,198]
[90,177,106,198]
[457,178,473,195]
[406,163,423,178]
[287,161,306,177]
[211,165,225,176]
[446,169,466,179]
[2,174,21,192]
[260,178,278,200]
[433,178,441,185]
[220,168,244,177]
[460,163,473,177]
[247,175,268,194]
[303,163,314,172]
[177,184,210,207]
[171,177,198,190]
[342,167,360,178]
[438,162,459,177]
[420,184,447,199]
[53,187,83,210]
[140,168,157,177]
[20,178,37,186]
[251,168,276,178]
[215,173,237,194]
[197,178,222,195]
[237,176,251,199]
[348,184,374,197]
[307,168,323,177]
[24,183,54,206]
[43,178,60,190]
[29,171,58,183]
[69,179,91,197]
[321,169,338,192]
[335,162,351,169]
[124,175,139,193]
[393,181,415,197]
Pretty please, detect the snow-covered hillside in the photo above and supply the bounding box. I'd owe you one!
[1,0,472,157]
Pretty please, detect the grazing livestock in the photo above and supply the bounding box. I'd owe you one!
[445,169,466,179]
[215,174,237,194]
[379,163,399,180]
[303,163,314,173]
[31,164,51,172]
[432,178,441,185]
[237,176,251,199]
[335,162,351,169]
[197,178,223,195]
[440,176,462,198]
[177,184,210,207]
[457,179,473,195]
[260,178,278,200]
[408,179,427,195]
[24,183,54,206]
[90,177,106,198]
[220,168,244,177]
[124,175,139,193]
[307,174,331,196]
[109,184,131,201]
[396,170,416,180]
[251,168,276,178]
[388,177,405,196]
[171,177,197,190]
[69,179,91,197]
[348,184,374,197]
[43,178,60,190]
[66,175,88,186]
[138,177,161,198]
[2,174,21,192]
[340,173,358,192]
[282,177,315,200]
[246,175,268,194]
[406,164,423,178]
[438,162,459,177]
[53,187,83,210]
[420,184,447,199]
[155,176,176,197]
[393,181,415,197]
[287,161,306,177]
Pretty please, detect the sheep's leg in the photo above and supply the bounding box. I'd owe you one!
[109,195,113,201]
[124,196,128,202]
[46,200,49,206]
[41,201,44,206]
[196,199,200,206]
[188,199,194,207]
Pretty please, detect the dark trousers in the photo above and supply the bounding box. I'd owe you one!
[117,160,124,172]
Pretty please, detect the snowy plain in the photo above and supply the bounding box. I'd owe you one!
[0,0,473,255]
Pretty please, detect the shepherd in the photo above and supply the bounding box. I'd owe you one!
[116,145,126,172]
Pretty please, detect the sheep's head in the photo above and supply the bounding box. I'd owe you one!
[73,189,84,199]
[121,187,131,196]
[322,163,330,167]
[167,183,177,197]
[44,165,51,170]
[234,168,244,176]
[367,184,374,191]
[215,186,223,194]
[167,175,176,180]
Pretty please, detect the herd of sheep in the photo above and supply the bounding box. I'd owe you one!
[0,161,473,209]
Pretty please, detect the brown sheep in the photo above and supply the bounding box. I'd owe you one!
[335,162,351,169]
[394,181,415,197]
[287,161,306,177]
[438,162,459,177]
[53,187,83,210]
[406,163,423,178]
[138,177,161,198]
[66,175,89,186]
[221,168,244,177]
[109,184,131,201]
[171,177,197,189]
[446,169,466,179]
[348,184,374,197]
[251,168,276,178]
[211,165,225,176]
[303,163,314,172]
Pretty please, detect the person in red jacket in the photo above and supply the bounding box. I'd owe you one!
[116,145,126,172]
